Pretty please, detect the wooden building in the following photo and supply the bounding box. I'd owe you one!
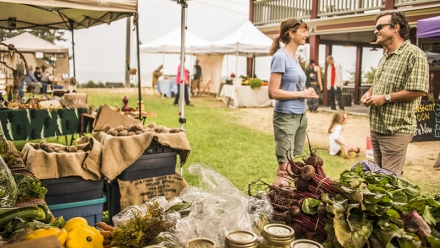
[248,0,440,104]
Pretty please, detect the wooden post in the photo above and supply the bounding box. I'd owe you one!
[354,46,362,105]
[323,45,332,106]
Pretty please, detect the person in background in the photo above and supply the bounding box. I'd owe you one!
[328,111,360,159]
[40,65,51,94]
[18,65,42,98]
[152,64,163,94]
[326,55,344,110]
[268,18,319,187]
[173,57,194,106]
[191,59,202,97]
[33,66,42,83]
[360,11,429,176]
[306,59,323,112]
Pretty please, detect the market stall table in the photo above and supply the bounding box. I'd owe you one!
[0,108,87,141]
[220,85,273,108]
[157,79,178,98]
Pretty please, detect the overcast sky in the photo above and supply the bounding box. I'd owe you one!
[55,0,382,84]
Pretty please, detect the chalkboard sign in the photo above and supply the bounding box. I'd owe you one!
[412,100,440,142]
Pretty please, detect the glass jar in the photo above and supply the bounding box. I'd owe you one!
[225,230,258,248]
[290,239,324,248]
[258,224,295,248]
[185,237,217,248]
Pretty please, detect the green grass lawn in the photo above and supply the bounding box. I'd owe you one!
[14,88,437,197]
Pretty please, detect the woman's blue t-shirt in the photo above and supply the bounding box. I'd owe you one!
[270,49,306,114]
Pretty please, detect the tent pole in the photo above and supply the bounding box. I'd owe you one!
[70,20,76,78]
[178,0,188,131]
[252,54,255,78]
[125,17,131,88]
[135,13,142,121]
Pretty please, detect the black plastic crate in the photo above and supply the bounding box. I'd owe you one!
[118,151,178,181]
[41,176,104,205]
[145,140,176,154]
[106,150,178,224]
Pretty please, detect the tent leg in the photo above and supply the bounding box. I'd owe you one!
[70,20,76,78]
[135,13,142,120]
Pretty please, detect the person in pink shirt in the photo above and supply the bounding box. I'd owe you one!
[173,57,194,106]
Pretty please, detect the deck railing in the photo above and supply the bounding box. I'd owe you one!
[254,0,439,26]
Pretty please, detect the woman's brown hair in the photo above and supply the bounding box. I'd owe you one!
[328,111,346,134]
[269,18,308,56]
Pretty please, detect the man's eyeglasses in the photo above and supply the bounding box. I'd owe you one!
[375,23,394,31]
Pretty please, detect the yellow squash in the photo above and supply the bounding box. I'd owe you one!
[25,227,68,245]
[63,217,104,248]
[62,217,88,232]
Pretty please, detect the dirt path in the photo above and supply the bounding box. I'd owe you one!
[233,107,439,187]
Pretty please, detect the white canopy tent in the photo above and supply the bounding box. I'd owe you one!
[140,28,211,54]
[139,28,223,98]
[192,20,273,94]
[2,32,69,75]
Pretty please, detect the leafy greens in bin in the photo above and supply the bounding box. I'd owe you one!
[301,164,440,248]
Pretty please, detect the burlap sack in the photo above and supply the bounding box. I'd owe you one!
[22,136,103,180]
[93,131,191,181]
[118,173,188,210]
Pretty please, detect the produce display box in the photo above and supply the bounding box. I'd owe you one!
[106,149,178,224]
[48,194,106,224]
[119,151,178,181]
[41,176,104,205]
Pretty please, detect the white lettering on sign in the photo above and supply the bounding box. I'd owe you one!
[414,123,433,136]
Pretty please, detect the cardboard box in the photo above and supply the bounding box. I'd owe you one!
[93,105,141,130]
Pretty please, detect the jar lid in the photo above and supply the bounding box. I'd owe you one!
[185,237,217,248]
[290,239,324,248]
[143,246,166,248]
[225,230,257,245]
[263,224,294,239]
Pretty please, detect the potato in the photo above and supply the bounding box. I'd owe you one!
[135,130,143,135]
[118,130,128,136]
[68,146,78,153]
[115,125,124,132]
[146,122,157,129]
[33,143,40,150]
[170,128,180,133]
[112,130,119,136]
[128,131,135,136]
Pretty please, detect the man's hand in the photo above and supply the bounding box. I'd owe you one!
[360,93,371,106]
[302,88,319,98]
[365,94,386,107]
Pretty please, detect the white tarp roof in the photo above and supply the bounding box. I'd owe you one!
[139,28,212,54]
[0,0,137,30]
[192,20,273,56]
[2,32,68,53]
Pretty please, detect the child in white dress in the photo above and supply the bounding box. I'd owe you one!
[328,111,360,158]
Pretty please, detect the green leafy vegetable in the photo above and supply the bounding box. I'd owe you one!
[12,173,47,199]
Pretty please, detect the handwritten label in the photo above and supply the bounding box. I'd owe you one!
[118,174,187,210]
[413,100,440,142]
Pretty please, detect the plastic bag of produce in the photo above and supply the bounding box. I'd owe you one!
[351,160,396,176]
[0,155,18,207]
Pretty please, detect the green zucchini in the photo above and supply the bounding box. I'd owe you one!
[0,205,46,230]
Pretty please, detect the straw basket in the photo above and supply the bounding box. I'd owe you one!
[64,93,88,108]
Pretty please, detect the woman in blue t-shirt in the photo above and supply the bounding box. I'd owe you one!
[269,18,319,187]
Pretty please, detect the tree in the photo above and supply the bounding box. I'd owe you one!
[363,66,376,84]
[0,29,66,43]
